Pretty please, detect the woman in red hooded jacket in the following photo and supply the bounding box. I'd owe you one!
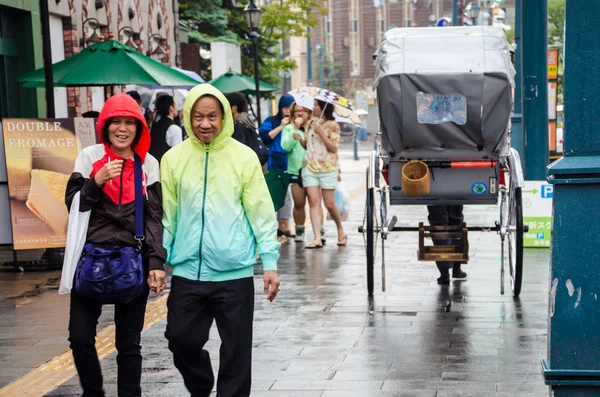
[64,94,166,397]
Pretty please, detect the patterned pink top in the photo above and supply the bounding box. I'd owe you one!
[306,120,341,173]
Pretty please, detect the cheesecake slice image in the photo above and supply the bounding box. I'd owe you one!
[25,170,70,234]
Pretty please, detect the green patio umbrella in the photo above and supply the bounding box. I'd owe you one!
[208,71,279,96]
[17,40,200,88]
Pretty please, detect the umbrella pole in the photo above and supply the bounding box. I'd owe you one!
[39,0,55,118]
[319,102,328,122]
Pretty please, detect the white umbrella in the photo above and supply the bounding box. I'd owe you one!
[289,87,361,124]
[291,91,315,110]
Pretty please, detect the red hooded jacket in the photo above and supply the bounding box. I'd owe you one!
[65,94,166,271]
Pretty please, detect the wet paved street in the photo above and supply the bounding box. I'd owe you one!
[1,142,551,396]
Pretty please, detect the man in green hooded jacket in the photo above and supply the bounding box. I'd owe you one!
[161,84,281,397]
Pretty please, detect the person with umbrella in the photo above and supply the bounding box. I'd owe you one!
[259,94,296,238]
[303,100,347,248]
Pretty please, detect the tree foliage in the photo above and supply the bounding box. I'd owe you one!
[179,0,237,44]
[180,0,326,86]
[323,59,344,95]
[548,0,565,48]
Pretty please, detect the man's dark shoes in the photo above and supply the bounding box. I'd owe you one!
[437,272,450,285]
[452,265,467,279]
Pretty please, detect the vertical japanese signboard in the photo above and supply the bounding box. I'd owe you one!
[522,180,553,248]
[1,118,97,250]
[548,49,560,155]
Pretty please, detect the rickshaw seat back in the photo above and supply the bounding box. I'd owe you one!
[374,26,515,162]
[387,161,499,206]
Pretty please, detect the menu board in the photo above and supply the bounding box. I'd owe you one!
[1,118,97,250]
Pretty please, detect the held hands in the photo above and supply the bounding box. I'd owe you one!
[314,122,325,136]
[94,159,123,186]
[147,270,166,294]
[264,270,280,302]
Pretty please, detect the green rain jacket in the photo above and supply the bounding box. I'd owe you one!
[280,124,306,176]
[160,84,280,282]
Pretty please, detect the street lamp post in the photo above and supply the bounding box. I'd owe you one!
[511,0,524,158]
[452,0,464,26]
[244,0,263,124]
[522,0,548,180]
[307,28,312,86]
[118,26,137,49]
[81,18,101,48]
[465,2,481,25]
[147,33,167,61]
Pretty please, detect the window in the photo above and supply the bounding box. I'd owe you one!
[350,20,358,33]
[376,6,386,42]
[325,0,334,60]
[417,92,467,125]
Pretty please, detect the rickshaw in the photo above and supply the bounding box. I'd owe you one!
[360,26,526,298]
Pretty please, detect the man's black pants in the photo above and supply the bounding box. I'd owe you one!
[165,276,255,397]
[68,286,149,397]
[427,205,464,274]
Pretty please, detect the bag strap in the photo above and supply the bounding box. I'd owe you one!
[134,153,145,249]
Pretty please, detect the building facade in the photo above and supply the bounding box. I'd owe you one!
[40,0,180,117]
[288,0,515,96]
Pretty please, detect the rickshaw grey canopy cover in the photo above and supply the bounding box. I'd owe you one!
[374,26,516,160]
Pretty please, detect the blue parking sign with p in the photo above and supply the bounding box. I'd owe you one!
[437,17,451,27]
[541,185,553,199]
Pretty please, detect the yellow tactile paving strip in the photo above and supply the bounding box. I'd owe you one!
[0,182,367,397]
[0,294,168,397]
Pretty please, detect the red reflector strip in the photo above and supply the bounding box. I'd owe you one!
[450,161,497,169]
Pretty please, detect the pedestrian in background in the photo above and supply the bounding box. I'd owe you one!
[259,94,295,238]
[149,94,183,163]
[427,205,468,284]
[281,100,313,242]
[226,92,268,167]
[63,93,166,397]
[126,90,152,128]
[161,84,281,397]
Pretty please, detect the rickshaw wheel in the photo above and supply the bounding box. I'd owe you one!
[509,184,524,297]
[366,169,375,297]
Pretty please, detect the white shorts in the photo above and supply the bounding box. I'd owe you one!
[302,168,338,190]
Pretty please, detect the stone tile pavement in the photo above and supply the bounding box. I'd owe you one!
[0,144,552,396]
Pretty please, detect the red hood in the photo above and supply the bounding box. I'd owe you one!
[96,93,150,162]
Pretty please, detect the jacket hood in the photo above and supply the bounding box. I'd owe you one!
[96,93,151,162]
[270,94,295,130]
[184,84,234,151]
[278,94,295,112]
[237,112,256,132]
